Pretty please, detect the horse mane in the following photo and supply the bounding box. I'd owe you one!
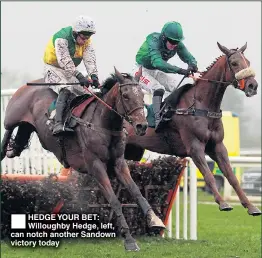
[198,55,225,78]
[101,73,134,94]
[199,48,239,78]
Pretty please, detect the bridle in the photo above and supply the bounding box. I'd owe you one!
[225,50,251,89]
[86,81,144,125]
[117,82,144,124]
[171,50,255,119]
[191,50,255,89]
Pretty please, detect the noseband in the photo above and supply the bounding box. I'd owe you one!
[225,50,255,89]
[117,82,144,124]
[188,50,255,89]
[171,50,255,119]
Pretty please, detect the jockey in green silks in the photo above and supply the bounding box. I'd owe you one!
[132,21,198,132]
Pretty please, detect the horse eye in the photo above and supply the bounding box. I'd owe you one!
[122,92,129,100]
[231,61,238,67]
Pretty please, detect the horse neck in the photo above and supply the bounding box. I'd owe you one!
[91,84,123,131]
[191,56,229,112]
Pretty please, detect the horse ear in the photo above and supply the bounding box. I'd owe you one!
[239,42,247,53]
[114,66,125,83]
[217,42,231,56]
[134,66,142,83]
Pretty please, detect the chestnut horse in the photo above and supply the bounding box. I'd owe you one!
[124,42,261,216]
[1,68,165,251]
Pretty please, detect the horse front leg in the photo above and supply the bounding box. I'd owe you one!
[114,158,166,230]
[207,142,261,216]
[90,158,140,251]
[190,140,233,211]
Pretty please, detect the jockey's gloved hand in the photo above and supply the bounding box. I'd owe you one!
[187,64,198,73]
[90,74,100,88]
[177,68,191,77]
[75,72,90,87]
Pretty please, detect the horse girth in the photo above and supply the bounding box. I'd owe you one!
[170,107,222,119]
[72,116,125,136]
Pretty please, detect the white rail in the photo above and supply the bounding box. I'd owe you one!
[166,156,261,240]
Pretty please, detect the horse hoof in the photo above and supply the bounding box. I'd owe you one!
[248,206,261,216]
[148,218,166,230]
[6,150,20,158]
[124,241,140,252]
[147,209,166,230]
[219,202,233,211]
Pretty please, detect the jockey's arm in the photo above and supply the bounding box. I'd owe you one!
[176,42,197,67]
[83,42,99,80]
[54,38,78,78]
[148,38,181,74]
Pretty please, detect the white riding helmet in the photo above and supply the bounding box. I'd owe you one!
[72,15,96,34]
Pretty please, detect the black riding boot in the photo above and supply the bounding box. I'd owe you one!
[52,89,74,136]
[152,89,164,133]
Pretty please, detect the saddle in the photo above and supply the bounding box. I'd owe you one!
[146,84,193,130]
[45,91,104,169]
[46,92,101,133]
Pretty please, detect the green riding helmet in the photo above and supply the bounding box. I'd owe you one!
[161,21,185,42]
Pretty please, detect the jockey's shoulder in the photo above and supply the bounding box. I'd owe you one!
[53,26,73,39]
[146,32,161,41]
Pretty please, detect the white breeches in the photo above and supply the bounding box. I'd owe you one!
[43,64,91,96]
[131,63,194,99]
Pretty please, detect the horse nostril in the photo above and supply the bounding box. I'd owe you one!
[249,83,257,89]
[136,123,147,131]
[136,124,143,131]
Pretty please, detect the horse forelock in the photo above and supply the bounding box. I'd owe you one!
[119,73,133,81]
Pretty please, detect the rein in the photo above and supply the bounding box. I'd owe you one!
[71,81,144,136]
[189,75,232,85]
[84,82,143,125]
[170,51,253,119]
[190,50,253,88]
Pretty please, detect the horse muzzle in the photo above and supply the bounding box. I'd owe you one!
[127,107,148,136]
[134,122,148,136]
[244,77,258,97]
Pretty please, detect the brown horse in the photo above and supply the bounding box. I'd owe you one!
[124,42,261,216]
[1,68,165,251]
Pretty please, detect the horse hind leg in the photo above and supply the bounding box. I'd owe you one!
[1,129,13,161]
[6,123,34,158]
